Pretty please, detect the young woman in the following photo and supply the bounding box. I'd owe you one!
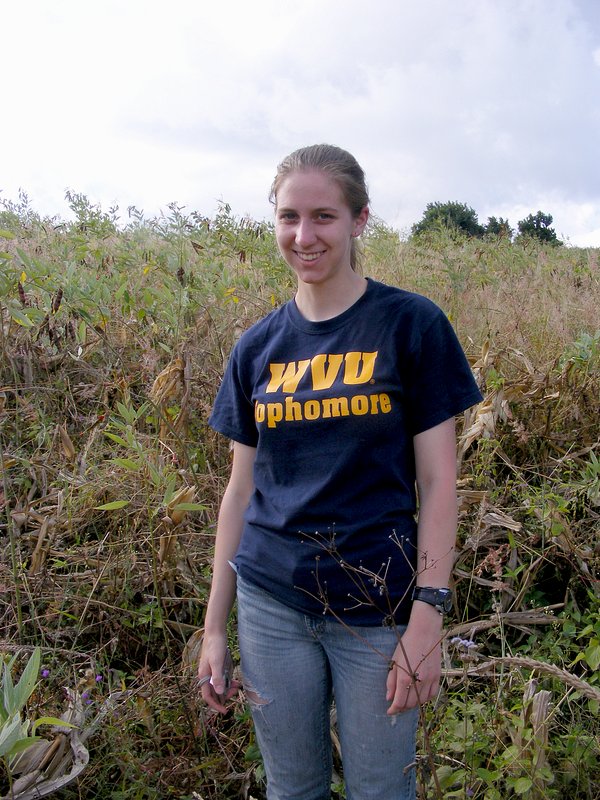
[197,144,482,800]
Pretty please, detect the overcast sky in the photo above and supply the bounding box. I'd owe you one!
[2,0,600,245]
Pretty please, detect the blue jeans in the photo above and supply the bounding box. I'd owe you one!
[236,575,418,800]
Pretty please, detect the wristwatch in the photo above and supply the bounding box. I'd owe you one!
[412,586,453,614]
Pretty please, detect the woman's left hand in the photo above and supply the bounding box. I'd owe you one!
[385,605,444,714]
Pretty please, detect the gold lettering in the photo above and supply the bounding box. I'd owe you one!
[322,397,349,418]
[350,395,369,415]
[343,352,378,385]
[267,403,283,428]
[266,360,311,393]
[310,353,344,390]
[255,392,392,428]
[304,400,320,420]
[285,396,303,421]
[255,402,265,423]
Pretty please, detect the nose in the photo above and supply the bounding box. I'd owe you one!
[295,217,317,247]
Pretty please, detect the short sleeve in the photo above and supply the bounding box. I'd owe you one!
[208,343,259,446]
[404,308,482,435]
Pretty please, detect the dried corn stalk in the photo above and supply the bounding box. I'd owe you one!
[149,355,190,440]
[2,689,128,800]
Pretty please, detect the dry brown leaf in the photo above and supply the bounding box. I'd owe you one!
[457,488,488,506]
[158,518,176,567]
[182,628,204,674]
[29,516,53,574]
[57,424,76,462]
[166,485,196,526]
[459,399,495,453]
[3,691,90,800]
[471,339,491,371]
[150,356,189,440]
[11,510,29,528]
[150,357,184,406]
[481,510,522,532]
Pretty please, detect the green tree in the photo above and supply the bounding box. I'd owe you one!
[517,211,562,245]
[411,201,485,238]
[485,216,513,239]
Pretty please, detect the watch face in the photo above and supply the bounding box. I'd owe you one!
[439,591,453,613]
[413,587,453,613]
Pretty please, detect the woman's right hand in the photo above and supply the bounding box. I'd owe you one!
[197,442,255,713]
[197,632,239,713]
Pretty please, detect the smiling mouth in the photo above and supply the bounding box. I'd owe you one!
[295,251,325,262]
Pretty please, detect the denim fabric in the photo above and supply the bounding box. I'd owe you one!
[237,575,418,800]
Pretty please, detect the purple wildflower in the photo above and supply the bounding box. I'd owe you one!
[450,636,478,649]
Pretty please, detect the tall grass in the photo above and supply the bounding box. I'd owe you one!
[0,198,598,798]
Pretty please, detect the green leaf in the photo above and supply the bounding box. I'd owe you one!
[434,765,457,789]
[111,457,140,471]
[16,247,32,267]
[77,319,87,343]
[32,716,76,732]
[57,609,78,620]
[10,308,35,328]
[2,660,15,718]
[104,432,129,447]
[577,624,594,638]
[116,401,133,421]
[0,656,17,718]
[244,742,262,761]
[172,502,206,512]
[476,767,502,782]
[147,463,163,488]
[0,715,22,757]
[6,735,42,756]
[94,500,130,510]
[10,648,41,716]
[513,777,533,794]
[0,229,16,239]
[162,475,177,506]
[585,642,600,672]
[76,307,94,325]
[115,282,128,300]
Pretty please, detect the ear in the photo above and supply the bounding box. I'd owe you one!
[353,206,369,236]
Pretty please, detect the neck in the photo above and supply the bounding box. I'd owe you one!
[295,273,367,322]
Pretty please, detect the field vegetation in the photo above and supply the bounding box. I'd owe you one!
[0,193,599,799]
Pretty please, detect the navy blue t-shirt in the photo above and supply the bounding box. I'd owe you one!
[209,278,482,625]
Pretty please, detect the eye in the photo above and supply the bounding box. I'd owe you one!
[277,211,297,222]
[316,212,335,221]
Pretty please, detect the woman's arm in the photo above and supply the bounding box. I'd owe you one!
[386,416,457,714]
[198,441,256,712]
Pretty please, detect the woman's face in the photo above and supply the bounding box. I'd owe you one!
[274,169,368,288]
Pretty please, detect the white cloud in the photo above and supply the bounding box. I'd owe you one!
[1,0,600,244]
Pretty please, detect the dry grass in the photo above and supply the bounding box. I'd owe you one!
[1,209,599,798]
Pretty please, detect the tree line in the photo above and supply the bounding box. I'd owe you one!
[411,202,562,245]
